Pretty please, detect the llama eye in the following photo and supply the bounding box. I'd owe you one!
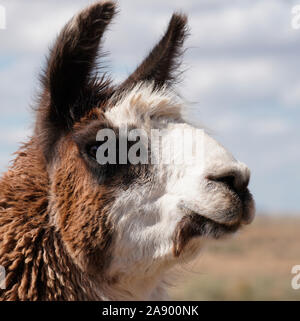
[87,145,99,160]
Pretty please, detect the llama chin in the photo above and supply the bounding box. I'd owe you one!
[0,1,255,301]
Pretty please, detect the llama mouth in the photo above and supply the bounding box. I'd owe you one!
[172,197,253,257]
[172,189,255,258]
[182,187,255,238]
[172,211,242,257]
[188,212,241,237]
[184,210,241,238]
[172,211,241,257]
[179,186,255,227]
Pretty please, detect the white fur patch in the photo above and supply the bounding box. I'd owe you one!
[105,83,183,129]
[102,82,254,300]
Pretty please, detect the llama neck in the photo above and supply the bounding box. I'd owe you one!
[98,257,177,300]
[36,229,106,300]
[0,140,101,300]
[0,227,105,300]
[101,271,169,300]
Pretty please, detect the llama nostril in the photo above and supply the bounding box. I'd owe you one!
[216,175,236,191]
[207,169,249,193]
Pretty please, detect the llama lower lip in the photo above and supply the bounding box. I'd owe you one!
[173,211,241,257]
[189,212,241,238]
[179,201,242,228]
[182,208,242,238]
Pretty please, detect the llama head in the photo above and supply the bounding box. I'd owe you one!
[35,1,255,286]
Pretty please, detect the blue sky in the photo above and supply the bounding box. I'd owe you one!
[0,0,299,214]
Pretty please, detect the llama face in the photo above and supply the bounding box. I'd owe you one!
[99,84,254,278]
[36,2,255,281]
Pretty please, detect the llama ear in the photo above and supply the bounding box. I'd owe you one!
[42,1,116,129]
[120,13,188,90]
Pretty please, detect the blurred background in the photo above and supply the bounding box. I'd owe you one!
[0,0,299,300]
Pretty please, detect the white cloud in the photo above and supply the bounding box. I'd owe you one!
[251,118,291,135]
[282,82,300,107]
[182,58,278,103]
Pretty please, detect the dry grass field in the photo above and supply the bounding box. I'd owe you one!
[169,215,300,300]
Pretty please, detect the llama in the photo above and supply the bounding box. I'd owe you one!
[0,1,255,301]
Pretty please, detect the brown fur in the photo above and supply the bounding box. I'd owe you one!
[0,1,188,300]
[0,138,116,300]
